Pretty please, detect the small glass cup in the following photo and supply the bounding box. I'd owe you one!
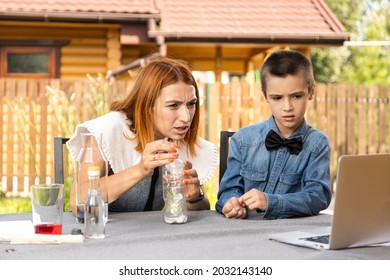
[31,184,64,234]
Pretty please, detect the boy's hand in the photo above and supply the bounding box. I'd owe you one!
[239,189,267,212]
[222,197,247,219]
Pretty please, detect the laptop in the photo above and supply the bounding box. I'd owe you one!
[268,153,390,250]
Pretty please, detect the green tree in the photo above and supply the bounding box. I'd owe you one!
[311,0,389,84]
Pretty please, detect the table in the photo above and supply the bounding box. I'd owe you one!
[1,210,389,260]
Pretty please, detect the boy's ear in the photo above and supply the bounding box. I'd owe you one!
[308,84,315,100]
[263,92,269,102]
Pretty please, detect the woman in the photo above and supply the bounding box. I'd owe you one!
[67,57,218,214]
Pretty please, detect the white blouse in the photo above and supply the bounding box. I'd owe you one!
[67,111,218,185]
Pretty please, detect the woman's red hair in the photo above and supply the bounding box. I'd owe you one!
[110,57,200,156]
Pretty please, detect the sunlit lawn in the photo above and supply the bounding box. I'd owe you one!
[0,193,31,214]
[0,178,72,214]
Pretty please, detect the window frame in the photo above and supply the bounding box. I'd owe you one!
[0,40,67,78]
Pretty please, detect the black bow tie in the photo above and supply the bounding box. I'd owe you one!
[265,130,303,155]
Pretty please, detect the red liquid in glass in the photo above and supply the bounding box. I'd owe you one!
[34,224,62,234]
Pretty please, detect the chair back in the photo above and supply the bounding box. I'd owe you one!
[54,137,70,184]
[219,131,235,183]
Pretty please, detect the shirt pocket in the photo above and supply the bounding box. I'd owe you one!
[278,173,303,193]
[240,169,268,191]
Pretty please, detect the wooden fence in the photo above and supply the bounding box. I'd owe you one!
[1,77,389,195]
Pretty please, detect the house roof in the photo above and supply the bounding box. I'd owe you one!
[0,0,349,45]
[154,0,349,45]
[0,0,157,14]
[0,0,160,22]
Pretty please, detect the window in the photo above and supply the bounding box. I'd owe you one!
[1,47,54,78]
[0,41,67,78]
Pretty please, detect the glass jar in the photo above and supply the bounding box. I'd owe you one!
[75,132,108,224]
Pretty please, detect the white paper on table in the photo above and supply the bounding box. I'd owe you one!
[0,220,84,244]
[0,220,34,235]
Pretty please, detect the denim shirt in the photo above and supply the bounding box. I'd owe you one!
[216,116,332,219]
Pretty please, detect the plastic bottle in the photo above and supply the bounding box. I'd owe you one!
[84,166,105,239]
[75,132,108,224]
[162,158,188,224]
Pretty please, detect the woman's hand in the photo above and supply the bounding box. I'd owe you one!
[138,139,179,178]
[182,160,210,210]
[182,160,202,200]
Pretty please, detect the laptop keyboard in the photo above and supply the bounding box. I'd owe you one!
[301,235,330,244]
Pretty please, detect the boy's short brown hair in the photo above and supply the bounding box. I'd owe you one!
[260,50,315,97]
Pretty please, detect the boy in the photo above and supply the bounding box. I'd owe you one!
[216,50,332,219]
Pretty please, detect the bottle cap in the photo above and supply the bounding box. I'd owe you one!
[71,228,83,235]
[88,166,101,177]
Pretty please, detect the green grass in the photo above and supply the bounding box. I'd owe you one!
[0,179,72,214]
[0,192,31,214]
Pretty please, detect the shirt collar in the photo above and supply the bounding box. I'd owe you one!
[267,115,308,139]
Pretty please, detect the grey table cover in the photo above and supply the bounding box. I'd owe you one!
[1,210,389,260]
